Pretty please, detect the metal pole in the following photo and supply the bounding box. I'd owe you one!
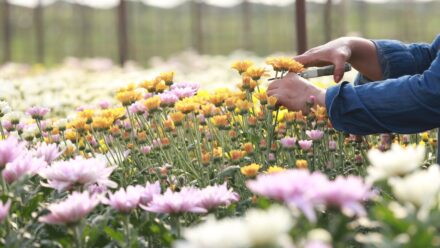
[295,0,307,54]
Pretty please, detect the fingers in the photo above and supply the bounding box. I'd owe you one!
[332,59,346,83]
[294,54,315,67]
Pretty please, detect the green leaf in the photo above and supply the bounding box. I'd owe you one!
[104,226,124,244]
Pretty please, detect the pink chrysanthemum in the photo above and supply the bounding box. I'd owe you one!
[142,187,207,214]
[313,175,374,217]
[0,200,11,222]
[306,130,324,141]
[198,183,239,210]
[0,136,27,168]
[33,142,63,164]
[39,156,117,192]
[103,185,144,213]
[298,140,313,151]
[39,191,99,225]
[26,106,50,120]
[280,137,296,149]
[2,153,47,184]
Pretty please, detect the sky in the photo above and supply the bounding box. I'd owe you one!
[6,0,435,9]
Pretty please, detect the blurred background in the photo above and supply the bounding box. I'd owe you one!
[0,0,439,115]
[1,0,439,65]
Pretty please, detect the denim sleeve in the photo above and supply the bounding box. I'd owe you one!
[326,48,440,135]
[354,35,440,86]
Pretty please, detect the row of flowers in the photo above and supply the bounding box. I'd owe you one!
[0,56,438,247]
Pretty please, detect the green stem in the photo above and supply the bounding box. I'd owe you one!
[124,214,131,248]
[73,224,83,248]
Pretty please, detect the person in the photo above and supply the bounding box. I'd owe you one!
[267,34,440,160]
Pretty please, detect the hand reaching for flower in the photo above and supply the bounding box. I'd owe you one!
[267,72,326,113]
[294,37,382,82]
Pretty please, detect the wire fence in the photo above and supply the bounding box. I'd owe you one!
[1,0,439,65]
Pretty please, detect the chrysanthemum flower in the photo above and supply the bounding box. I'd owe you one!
[159,93,179,107]
[116,90,142,106]
[39,191,99,225]
[103,185,144,213]
[159,71,175,85]
[306,130,324,141]
[142,187,207,214]
[266,166,286,174]
[198,183,239,210]
[3,153,47,184]
[245,66,269,81]
[366,144,425,183]
[313,175,373,217]
[33,142,63,164]
[296,159,308,169]
[231,60,254,75]
[240,163,260,177]
[0,200,11,222]
[26,106,50,120]
[247,169,328,221]
[0,136,27,168]
[280,137,296,149]
[39,156,117,192]
[298,140,313,151]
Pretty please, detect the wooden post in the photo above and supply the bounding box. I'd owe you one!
[242,0,252,51]
[2,0,12,62]
[117,0,129,65]
[324,0,332,42]
[295,0,307,54]
[77,3,92,58]
[191,0,204,54]
[358,0,368,37]
[34,0,44,63]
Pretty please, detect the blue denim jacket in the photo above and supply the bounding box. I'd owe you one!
[325,34,440,159]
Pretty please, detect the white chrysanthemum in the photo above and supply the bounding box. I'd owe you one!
[3,111,21,124]
[54,118,68,130]
[180,217,249,248]
[178,205,293,248]
[244,205,293,246]
[22,125,39,140]
[0,101,11,116]
[366,144,425,183]
[389,165,440,210]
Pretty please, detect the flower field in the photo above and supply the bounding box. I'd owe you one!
[0,55,439,248]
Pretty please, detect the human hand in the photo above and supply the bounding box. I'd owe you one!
[267,72,326,113]
[294,38,352,83]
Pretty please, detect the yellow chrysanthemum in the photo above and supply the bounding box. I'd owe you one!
[230,149,246,162]
[296,159,308,169]
[159,71,175,85]
[144,96,161,112]
[138,80,156,92]
[212,115,229,128]
[266,57,304,73]
[116,90,142,106]
[170,111,185,124]
[231,60,254,75]
[240,163,260,177]
[78,109,95,122]
[155,80,168,93]
[266,166,286,174]
[92,117,113,131]
[245,66,269,81]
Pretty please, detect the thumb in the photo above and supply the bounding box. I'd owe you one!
[333,60,345,83]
